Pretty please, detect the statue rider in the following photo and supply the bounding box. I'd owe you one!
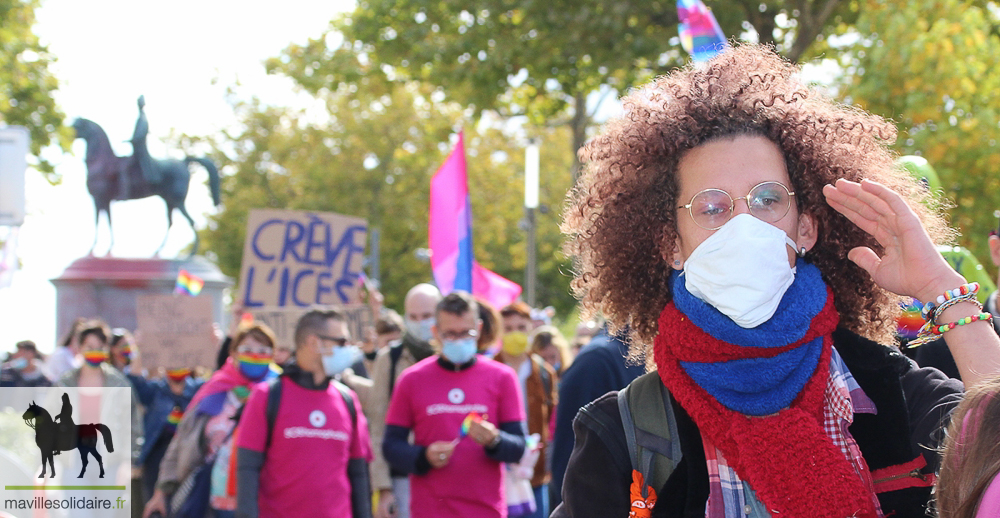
[124,95,160,199]
[53,393,75,453]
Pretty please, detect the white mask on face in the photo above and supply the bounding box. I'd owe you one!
[405,317,435,343]
[321,345,361,377]
[682,214,799,328]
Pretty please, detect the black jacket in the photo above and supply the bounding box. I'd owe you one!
[552,328,964,518]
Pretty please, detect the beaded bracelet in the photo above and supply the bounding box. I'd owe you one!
[931,295,984,325]
[909,312,994,347]
[920,282,980,320]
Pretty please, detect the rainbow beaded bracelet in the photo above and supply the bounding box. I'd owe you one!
[927,312,994,335]
[909,311,994,347]
[920,282,980,320]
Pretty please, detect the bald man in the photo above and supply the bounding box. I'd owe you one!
[370,283,442,518]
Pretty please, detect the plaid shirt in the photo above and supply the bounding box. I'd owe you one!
[703,349,883,518]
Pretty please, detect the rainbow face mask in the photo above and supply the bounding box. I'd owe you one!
[236,352,271,381]
[83,350,108,367]
[166,368,191,382]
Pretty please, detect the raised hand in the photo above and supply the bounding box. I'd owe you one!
[821,178,964,302]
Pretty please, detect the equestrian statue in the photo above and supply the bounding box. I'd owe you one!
[72,96,220,257]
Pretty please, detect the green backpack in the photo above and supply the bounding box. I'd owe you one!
[616,371,683,499]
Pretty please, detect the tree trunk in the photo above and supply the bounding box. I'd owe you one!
[570,90,589,183]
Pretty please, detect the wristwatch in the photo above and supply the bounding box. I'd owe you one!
[487,433,502,449]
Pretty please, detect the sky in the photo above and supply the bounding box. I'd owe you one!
[0,0,355,353]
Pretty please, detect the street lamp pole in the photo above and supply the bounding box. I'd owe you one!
[525,140,540,307]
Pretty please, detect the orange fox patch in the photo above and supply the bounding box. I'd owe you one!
[629,470,657,517]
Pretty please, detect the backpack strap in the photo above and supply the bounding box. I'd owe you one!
[332,380,357,427]
[617,371,682,497]
[388,343,404,396]
[264,376,283,451]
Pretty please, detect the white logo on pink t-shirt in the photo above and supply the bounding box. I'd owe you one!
[309,410,326,428]
[448,388,465,404]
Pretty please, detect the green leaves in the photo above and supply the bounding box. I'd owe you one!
[842,0,1000,280]
[0,0,68,181]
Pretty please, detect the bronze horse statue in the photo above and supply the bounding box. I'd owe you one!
[71,117,220,256]
[22,399,114,478]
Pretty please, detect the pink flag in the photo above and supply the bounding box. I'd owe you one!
[429,132,522,309]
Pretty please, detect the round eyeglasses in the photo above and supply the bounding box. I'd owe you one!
[678,181,795,230]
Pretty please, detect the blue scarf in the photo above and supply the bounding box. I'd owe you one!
[670,259,828,415]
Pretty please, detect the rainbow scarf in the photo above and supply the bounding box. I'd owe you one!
[188,357,269,416]
[656,262,878,517]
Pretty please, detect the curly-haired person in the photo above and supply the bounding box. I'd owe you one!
[552,45,1000,518]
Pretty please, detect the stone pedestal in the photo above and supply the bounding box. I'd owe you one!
[51,256,232,336]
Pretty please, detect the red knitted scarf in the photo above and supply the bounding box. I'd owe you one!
[654,294,879,517]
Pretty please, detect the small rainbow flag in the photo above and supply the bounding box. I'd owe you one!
[677,0,728,62]
[897,300,925,341]
[174,269,204,297]
[459,412,485,438]
[167,406,184,425]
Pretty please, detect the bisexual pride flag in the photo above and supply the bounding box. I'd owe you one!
[678,0,728,62]
[175,269,204,296]
[429,132,521,309]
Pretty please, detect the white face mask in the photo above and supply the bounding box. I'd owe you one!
[682,213,799,328]
[321,345,360,377]
[405,317,435,343]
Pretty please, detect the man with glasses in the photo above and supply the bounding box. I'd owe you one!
[371,283,442,518]
[236,309,372,518]
[383,291,526,518]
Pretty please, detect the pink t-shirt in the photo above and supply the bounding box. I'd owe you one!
[238,377,372,518]
[386,356,526,518]
[976,471,1000,517]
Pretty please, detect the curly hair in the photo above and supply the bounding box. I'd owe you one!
[562,44,952,360]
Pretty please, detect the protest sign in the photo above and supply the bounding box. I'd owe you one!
[136,293,215,369]
[249,305,373,349]
[238,209,368,309]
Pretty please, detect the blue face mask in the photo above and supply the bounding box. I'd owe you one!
[9,357,28,371]
[322,345,360,377]
[441,338,478,365]
[405,318,435,343]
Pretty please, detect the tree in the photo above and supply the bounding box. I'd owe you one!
[0,0,70,180]
[195,80,577,315]
[271,0,862,182]
[840,0,1000,277]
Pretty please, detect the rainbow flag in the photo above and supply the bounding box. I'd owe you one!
[459,412,485,438]
[897,300,925,341]
[677,0,728,62]
[174,269,204,296]
[167,406,184,425]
